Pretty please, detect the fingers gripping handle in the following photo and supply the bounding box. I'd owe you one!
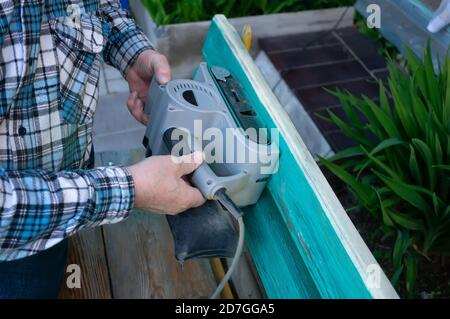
[163,127,215,198]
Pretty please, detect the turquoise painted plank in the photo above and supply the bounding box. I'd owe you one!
[202,15,382,298]
[245,189,320,298]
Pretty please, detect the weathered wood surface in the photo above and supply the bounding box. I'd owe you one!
[58,228,112,299]
[202,15,398,298]
[103,210,215,298]
[97,149,216,298]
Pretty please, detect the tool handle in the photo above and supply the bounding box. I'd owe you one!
[163,127,219,199]
[190,163,222,200]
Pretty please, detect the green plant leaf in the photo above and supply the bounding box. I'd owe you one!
[433,164,450,171]
[390,265,404,288]
[444,205,450,219]
[363,95,400,138]
[409,145,422,185]
[354,157,373,180]
[381,196,403,209]
[325,88,365,131]
[405,252,419,298]
[409,81,428,136]
[369,138,405,159]
[432,192,441,217]
[423,41,441,115]
[327,146,364,162]
[347,94,384,141]
[444,54,450,126]
[389,210,424,231]
[389,79,417,137]
[372,170,431,212]
[378,80,391,114]
[363,146,401,180]
[354,138,405,180]
[319,156,375,207]
[375,189,394,227]
[447,138,450,162]
[326,109,369,146]
[412,138,436,190]
[405,46,421,74]
[393,230,410,271]
[434,132,443,165]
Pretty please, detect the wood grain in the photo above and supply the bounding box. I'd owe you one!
[103,210,216,298]
[58,228,112,299]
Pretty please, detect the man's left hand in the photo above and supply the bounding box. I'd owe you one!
[126,49,171,125]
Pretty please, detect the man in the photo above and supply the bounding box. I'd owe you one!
[0,0,205,298]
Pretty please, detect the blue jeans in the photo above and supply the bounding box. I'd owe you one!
[0,239,68,299]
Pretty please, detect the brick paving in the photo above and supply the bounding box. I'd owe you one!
[259,26,388,152]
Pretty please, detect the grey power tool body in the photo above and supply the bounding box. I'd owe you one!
[143,63,278,262]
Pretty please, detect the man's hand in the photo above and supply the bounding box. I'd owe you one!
[127,152,206,214]
[126,49,171,125]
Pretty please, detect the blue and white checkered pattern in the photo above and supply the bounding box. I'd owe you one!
[0,0,153,261]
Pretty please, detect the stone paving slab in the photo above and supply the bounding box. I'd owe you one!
[93,91,145,153]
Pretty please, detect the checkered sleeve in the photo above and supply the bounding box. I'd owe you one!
[100,0,154,77]
[0,166,135,260]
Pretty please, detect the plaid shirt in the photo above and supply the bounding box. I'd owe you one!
[0,0,152,261]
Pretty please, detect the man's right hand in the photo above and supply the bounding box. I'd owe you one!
[127,152,206,214]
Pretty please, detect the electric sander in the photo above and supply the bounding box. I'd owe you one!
[142,63,279,298]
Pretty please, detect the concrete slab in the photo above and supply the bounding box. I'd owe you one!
[103,64,123,81]
[106,78,129,94]
[98,66,108,96]
[93,92,146,152]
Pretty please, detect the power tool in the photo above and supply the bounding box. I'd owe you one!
[142,62,279,298]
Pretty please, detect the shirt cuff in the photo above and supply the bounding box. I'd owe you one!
[104,28,154,78]
[86,166,135,225]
